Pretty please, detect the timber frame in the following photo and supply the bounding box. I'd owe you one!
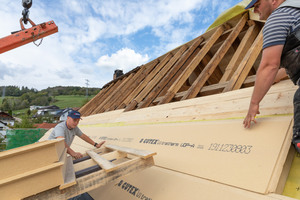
[80,12,268,116]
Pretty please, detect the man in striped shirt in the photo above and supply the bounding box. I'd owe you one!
[243,0,300,152]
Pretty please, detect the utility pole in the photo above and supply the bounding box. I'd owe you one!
[1,86,5,102]
[85,79,89,99]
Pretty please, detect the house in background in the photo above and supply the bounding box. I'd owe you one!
[59,108,80,122]
[0,112,15,137]
[35,105,61,116]
[32,105,63,122]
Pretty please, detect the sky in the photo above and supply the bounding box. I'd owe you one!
[0,0,243,91]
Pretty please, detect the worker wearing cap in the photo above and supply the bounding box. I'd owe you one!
[48,110,105,159]
[243,0,300,152]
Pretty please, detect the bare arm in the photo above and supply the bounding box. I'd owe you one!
[80,133,105,148]
[274,68,288,83]
[243,45,284,128]
[57,136,83,159]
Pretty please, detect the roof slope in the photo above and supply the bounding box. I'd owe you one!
[80,12,264,117]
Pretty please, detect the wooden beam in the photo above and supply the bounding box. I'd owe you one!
[92,79,123,114]
[59,156,77,190]
[86,150,117,172]
[220,21,260,83]
[158,25,226,105]
[125,53,174,111]
[117,60,160,109]
[25,157,155,200]
[99,73,136,113]
[181,13,248,100]
[137,44,191,109]
[106,144,157,159]
[223,29,263,92]
[80,82,115,116]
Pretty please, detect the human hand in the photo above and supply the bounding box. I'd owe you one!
[95,141,105,148]
[243,103,260,128]
[71,152,83,159]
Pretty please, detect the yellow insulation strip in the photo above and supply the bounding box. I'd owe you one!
[207,0,252,32]
[283,153,300,199]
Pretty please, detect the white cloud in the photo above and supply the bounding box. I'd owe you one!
[96,48,149,72]
[0,0,241,90]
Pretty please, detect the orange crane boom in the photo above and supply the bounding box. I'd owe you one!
[0,19,58,54]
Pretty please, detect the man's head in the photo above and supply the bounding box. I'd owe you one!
[245,0,285,20]
[66,110,81,129]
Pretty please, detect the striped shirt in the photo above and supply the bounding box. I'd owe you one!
[263,6,300,50]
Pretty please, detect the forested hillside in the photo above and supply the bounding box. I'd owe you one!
[0,86,100,112]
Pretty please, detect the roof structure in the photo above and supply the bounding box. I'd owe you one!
[7,2,300,199]
[73,6,300,200]
[79,12,264,117]
[0,112,14,121]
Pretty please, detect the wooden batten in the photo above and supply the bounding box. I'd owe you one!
[158,25,226,105]
[102,73,136,112]
[137,44,189,109]
[182,13,248,100]
[111,63,156,111]
[125,52,174,111]
[219,21,260,83]
[139,37,205,109]
[92,79,123,115]
[99,73,136,113]
[118,60,160,109]
[81,82,115,116]
[223,29,263,92]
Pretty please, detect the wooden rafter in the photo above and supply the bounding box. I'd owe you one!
[181,13,248,100]
[158,25,226,105]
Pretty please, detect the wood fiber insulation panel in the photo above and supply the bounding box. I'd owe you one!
[0,162,64,200]
[73,116,292,194]
[0,138,65,180]
[88,166,297,200]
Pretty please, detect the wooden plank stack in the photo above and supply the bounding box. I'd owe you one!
[0,139,76,200]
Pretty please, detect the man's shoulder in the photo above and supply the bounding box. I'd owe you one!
[55,121,66,129]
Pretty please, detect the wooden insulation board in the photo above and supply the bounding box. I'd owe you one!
[25,146,156,200]
[0,138,65,180]
[0,139,70,200]
[64,116,293,194]
[88,166,296,200]
[0,163,64,200]
[75,80,296,126]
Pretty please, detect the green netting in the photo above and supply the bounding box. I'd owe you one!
[6,129,47,150]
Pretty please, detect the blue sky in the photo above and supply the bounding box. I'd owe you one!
[0,0,243,90]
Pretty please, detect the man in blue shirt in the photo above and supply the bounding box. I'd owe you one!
[48,110,105,159]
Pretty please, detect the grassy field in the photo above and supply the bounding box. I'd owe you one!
[51,95,95,109]
[4,95,95,116]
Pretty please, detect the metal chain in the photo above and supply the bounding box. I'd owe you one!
[32,25,43,47]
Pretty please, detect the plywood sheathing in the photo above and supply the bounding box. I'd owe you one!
[79,12,265,116]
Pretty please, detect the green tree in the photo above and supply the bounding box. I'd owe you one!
[14,115,34,128]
